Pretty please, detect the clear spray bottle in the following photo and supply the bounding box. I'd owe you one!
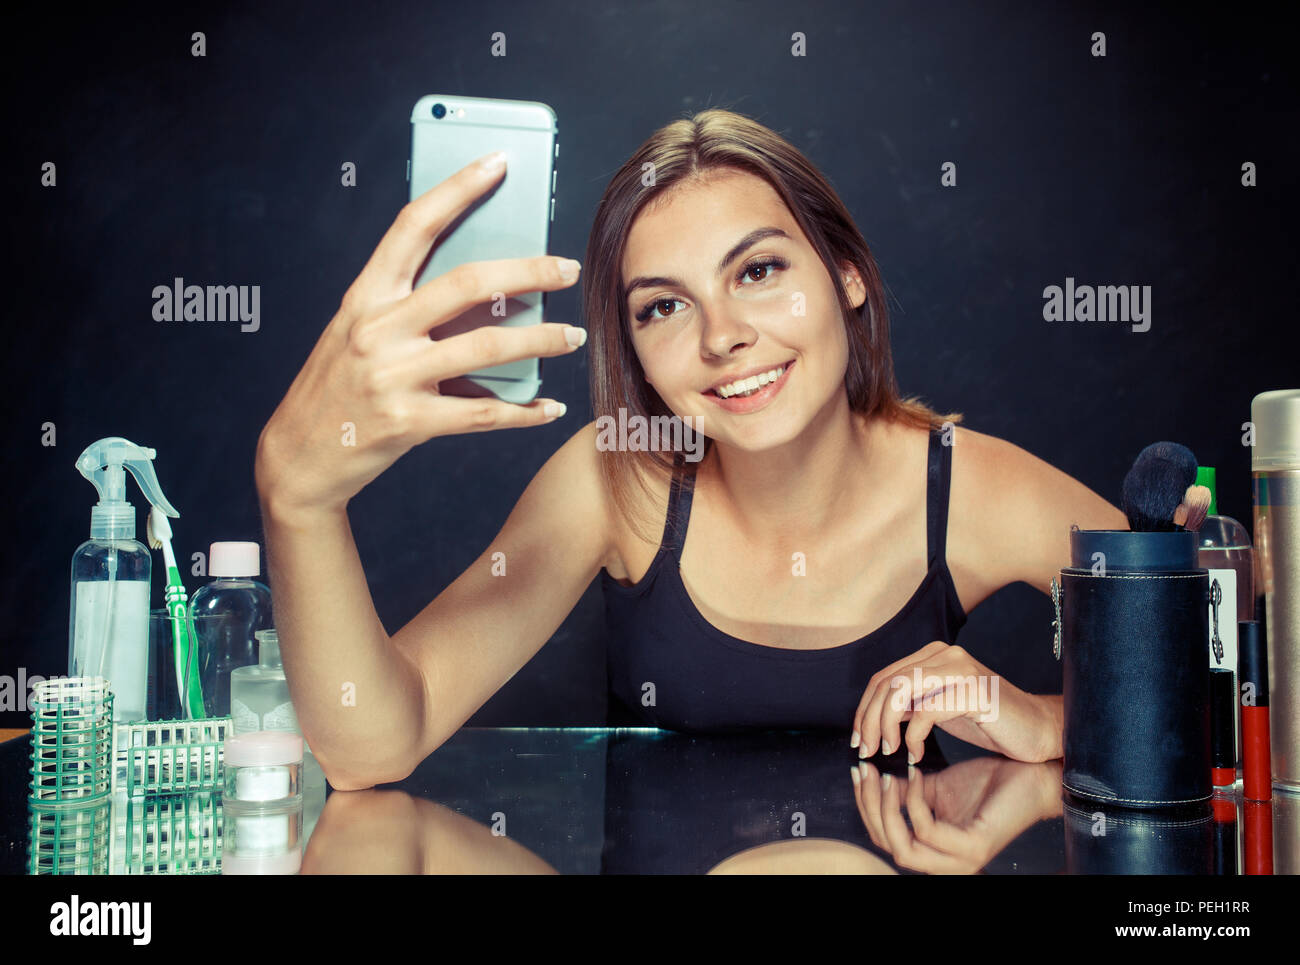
[69,438,178,725]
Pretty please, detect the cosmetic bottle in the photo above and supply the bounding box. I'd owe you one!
[223,731,303,803]
[1251,388,1300,792]
[1195,466,1253,782]
[69,438,180,726]
[230,629,295,733]
[231,630,323,786]
[192,541,271,718]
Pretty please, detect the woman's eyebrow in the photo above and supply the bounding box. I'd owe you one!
[624,226,791,298]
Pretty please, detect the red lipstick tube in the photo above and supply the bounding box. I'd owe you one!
[1239,620,1271,801]
[1211,667,1237,788]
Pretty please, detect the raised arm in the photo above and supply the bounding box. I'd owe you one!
[260,421,612,790]
[255,151,597,789]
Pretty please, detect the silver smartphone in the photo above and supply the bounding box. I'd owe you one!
[408,94,557,403]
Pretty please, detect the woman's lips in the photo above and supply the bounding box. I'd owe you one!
[704,360,795,414]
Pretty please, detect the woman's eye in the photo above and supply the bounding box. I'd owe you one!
[635,297,685,323]
[633,256,787,324]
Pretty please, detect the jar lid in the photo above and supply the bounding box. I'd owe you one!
[224,731,303,767]
[1069,528,1197,570]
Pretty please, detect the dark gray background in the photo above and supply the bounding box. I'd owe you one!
[3,1,1294,728]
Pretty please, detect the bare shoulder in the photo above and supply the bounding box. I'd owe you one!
[542,420,669,583]
[946,424,1126,607]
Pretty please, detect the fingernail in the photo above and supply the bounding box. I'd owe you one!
[882,739,893,756]
[858,743,867,760]
[850,730,859,749]
[558,259,582,283]
[907,752,916,766]
[564,325,587,347]
[543,401,566,419]
[882,773,893,791]
[479,151,506,173]
[850,766,860,786]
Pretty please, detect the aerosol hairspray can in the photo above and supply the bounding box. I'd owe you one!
[1250,389,1300,791]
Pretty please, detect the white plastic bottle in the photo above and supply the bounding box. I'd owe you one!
[69,438,180,725]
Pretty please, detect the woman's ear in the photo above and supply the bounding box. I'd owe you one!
[840,263,867,309]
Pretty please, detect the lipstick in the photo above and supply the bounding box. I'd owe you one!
[1239,620,1271,801]
[1211,667,1237,788]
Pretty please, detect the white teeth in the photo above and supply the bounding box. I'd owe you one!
[716,366,785,399]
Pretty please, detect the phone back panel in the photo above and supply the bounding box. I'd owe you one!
[409,95,557,402]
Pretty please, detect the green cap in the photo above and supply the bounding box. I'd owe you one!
[1196,466,1218,516]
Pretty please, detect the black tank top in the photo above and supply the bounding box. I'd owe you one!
[600,424,968,732]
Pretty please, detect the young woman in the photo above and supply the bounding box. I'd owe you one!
[255,109,1127,791]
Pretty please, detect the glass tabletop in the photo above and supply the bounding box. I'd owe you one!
[2,727,1293,875]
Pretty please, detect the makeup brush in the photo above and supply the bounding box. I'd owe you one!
[1120,441,1212,532]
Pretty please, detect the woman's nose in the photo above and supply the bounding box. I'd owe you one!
[699,303,758,358]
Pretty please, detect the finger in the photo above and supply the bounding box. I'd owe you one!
[902,771,983,873]
[879,771,957,872]
[873,668,916,761]
[352,152,511,303]
[902,707,948,766]
[418,321,586,387]
[853,640,948,756]
[855,762,887,849]
[391,255,581,339]
[421,395,570,437]
[864,643,979,757]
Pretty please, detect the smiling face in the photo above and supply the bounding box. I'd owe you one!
[621,167,867,452]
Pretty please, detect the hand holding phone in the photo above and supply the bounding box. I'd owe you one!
[255,151,585,518]
[409,95,558,402]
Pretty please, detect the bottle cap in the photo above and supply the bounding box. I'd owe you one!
[210,541,261,577]
[1239,621,1268,705]
[1251,389,1300,471]
[255,629,281,669]
[76,437,178,541]
[224,730,303,767]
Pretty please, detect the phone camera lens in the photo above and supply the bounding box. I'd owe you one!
[432,103,446,119]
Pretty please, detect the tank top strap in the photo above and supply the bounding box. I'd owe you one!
[662,452,697,564]
[926,424,954,568]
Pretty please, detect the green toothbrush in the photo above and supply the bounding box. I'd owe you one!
[146,505,205,719]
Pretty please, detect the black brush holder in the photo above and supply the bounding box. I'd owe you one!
[1053,529,1212,808]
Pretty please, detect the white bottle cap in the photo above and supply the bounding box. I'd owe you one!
[1251,389,1300,471]
[210,541,261,577]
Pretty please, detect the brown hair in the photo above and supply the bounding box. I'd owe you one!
[583,108,963,543]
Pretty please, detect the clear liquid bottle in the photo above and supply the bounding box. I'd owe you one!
[230,629,295,734]
[232,629,323,788]
[69,438,180,726]
[192,542,272,718]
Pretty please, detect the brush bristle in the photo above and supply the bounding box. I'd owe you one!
[1180,484,1211,532]
[1120,442,1199,532]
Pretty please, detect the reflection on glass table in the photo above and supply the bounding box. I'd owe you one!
[7,727,1295,874]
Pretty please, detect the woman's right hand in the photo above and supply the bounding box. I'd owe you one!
[255,150,586,517]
